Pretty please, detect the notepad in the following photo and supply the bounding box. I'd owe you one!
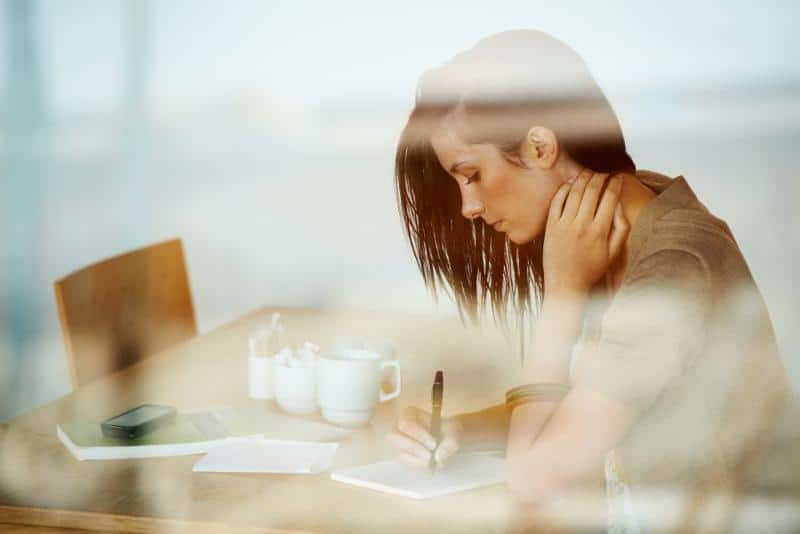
[330,452,505,499]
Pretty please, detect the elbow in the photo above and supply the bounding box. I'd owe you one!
[506,465,567,505]
[505,451,581,505]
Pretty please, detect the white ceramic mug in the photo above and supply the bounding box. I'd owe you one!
[317,349,401,426]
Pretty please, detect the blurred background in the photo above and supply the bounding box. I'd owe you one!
[1,0,798,421]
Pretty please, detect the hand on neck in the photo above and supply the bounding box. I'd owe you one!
[554,157,656,293]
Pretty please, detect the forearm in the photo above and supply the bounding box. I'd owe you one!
[507,294,586,454]
[453,295,586,454]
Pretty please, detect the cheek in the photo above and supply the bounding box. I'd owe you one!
[509,179,561,242]
[482,169,517,204]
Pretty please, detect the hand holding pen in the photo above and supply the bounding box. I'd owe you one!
[387,372,464,470]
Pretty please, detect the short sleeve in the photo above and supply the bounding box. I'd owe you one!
[576,249,711,410]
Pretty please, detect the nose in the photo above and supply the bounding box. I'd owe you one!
[460,190,485,220]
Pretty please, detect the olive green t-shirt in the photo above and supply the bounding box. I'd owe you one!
[570,170,792,506]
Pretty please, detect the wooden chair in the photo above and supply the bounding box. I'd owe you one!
[54,238,198,390]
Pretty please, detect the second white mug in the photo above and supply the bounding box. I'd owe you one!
[317,349,401,426]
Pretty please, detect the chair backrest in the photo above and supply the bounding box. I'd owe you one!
[54,238,197,390]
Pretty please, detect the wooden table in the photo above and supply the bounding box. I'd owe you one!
[0,306,608,533]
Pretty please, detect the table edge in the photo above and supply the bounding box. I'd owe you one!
[0,504,315,534]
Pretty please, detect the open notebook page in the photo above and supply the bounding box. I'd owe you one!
[331,452,505,499]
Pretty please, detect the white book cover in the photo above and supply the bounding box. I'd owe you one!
[331,452,506,499]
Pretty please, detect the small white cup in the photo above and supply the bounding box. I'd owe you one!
[274,361,317,415]
[248,355,274,399]
[317,349,401,426]
[248,333,278,400]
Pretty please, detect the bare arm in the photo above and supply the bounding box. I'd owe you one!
[505,294,585,449]
[502,170,638,502]
[502,293,638,503]
[455,294,585,452]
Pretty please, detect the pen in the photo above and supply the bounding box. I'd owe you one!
[429,370,443,474]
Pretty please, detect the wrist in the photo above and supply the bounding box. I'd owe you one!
[452,406,509,452]
[542,286,590,309]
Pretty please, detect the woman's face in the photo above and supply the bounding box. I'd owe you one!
[430,125,563,245]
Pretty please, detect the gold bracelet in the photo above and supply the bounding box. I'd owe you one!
[506,394,564,410]
[506,383,569,401]
[505,383,570,408]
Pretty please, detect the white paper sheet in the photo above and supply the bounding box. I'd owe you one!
[211,407,352,442]
[193,437,338,473]
[330,451,505,499]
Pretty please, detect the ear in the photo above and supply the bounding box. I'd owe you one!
[520,126,559,170]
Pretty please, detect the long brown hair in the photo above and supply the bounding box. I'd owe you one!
[395,30,635,326]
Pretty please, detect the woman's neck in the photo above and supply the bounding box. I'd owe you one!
[605,172,657,293]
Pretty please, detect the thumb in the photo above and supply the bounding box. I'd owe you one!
[608,203,629,260]
[434,435,460,465]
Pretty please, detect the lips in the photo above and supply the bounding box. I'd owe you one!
[491,220,504,231]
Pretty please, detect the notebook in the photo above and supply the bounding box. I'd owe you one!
[57,412,232,461]
[58,409,351,461]
[330,452,505,499]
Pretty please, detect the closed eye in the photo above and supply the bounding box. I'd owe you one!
[464,171,481,185]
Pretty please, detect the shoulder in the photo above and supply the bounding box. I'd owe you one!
[630,173,744,278]
[649,206,738,262]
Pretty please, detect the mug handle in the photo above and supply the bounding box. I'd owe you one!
[379,360,401,402]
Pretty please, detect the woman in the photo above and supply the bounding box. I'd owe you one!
[388,30,791,531]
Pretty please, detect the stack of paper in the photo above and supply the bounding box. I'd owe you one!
[192,438,338,473]
[211,407,351,442]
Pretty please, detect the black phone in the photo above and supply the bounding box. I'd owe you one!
[100,403,177,440]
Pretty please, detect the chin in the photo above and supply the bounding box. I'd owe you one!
[507,218,546,245]
[506,227,539,245]
[507,231,531,245]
